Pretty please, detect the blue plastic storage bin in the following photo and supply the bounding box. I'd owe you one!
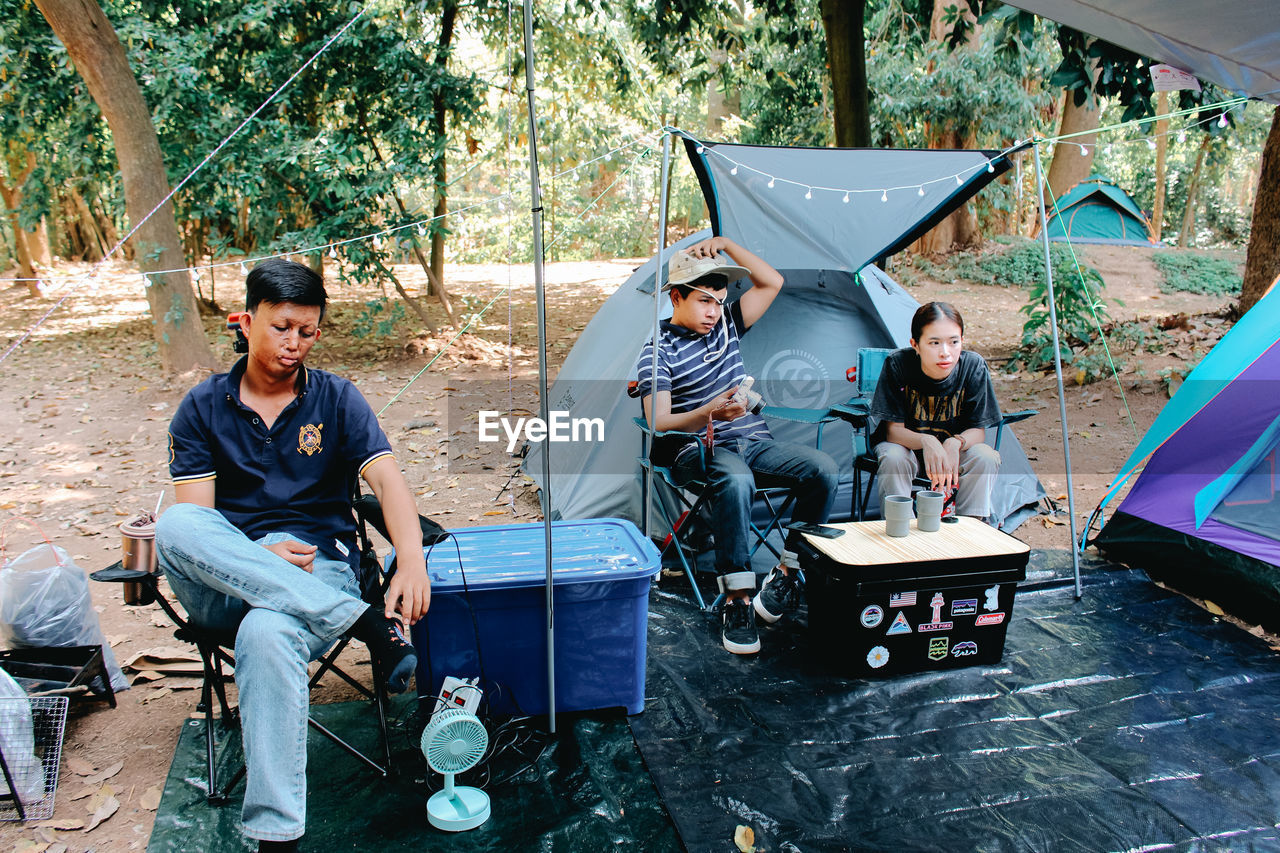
[407,519,660,716]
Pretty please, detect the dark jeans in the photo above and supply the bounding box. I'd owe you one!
[672,438,839,574]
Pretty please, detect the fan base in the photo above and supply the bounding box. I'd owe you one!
[427,786,491,832]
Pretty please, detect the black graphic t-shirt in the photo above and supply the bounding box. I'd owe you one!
[869,348,1001,442]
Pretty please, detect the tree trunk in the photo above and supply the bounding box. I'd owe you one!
[428,0,458,297]
[1237,106,1280,316]
[35,0,215,373]
[1178,134,1210,248]
[820,0,870,147]
[0,150,40,296]
[1150,92,1169,241]
[69,186,107,261]
[32,217,53,266]
[1045,91,1099,203]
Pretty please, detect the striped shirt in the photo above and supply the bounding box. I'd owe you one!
[634,301,771,463]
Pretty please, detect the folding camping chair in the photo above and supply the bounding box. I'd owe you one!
[635,417,796,611]
[844,347,1038,520]
[91,491,413,804]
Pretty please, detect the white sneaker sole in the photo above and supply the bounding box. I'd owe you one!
[723,634,762,654]
[752,594,783,624]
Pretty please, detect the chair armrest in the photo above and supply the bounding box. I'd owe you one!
[1000,409,1038,426]
[352,493,448,546]
[760,406,838,425]
[631,416,703,441]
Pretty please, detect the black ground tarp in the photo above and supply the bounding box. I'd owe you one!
[148,700,679,851]
[630,551,1280,852]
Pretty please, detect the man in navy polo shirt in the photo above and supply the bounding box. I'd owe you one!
[634,236,838,656]
[156,259,431,853]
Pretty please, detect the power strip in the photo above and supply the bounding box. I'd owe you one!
[432,675,482,720]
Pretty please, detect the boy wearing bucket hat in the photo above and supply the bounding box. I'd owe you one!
[633,236,839,655]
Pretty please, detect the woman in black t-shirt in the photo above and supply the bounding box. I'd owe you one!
[868,302,1003,520]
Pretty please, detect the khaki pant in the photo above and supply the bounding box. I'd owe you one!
[874,441,1001,519]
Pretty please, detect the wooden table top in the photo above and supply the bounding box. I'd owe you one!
[802,517,1030,567]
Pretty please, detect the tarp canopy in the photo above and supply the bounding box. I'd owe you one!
[1045,177,1155,246]
[1002,1,1280,104]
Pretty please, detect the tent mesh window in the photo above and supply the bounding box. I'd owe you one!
[0,696,69,822]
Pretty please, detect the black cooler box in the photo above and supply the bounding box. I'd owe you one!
[794,518,1029,677]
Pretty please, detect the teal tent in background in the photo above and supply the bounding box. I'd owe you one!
[1044,177,1156,246]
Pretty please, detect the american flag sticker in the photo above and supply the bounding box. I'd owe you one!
[890,591,917,607]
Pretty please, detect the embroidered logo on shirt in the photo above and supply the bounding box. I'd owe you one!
[298,423,324,456]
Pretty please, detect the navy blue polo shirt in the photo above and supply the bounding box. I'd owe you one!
[167,357,394,569]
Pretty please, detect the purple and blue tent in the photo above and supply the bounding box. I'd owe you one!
[1096,282,1280,629]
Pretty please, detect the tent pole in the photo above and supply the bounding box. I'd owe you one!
[1032,143,1082,599]
[521,0,555,733]
[645,132,673,540]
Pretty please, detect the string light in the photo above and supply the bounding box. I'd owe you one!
[417,224,427,237]
[696,145,705,154]
[804,188,812,200]
[842,192,850,203]
[767,177,775,189]
[880,190,888,203]
[1104,145,1113,155]
[986,161,995,173]
[1218,113,1229,128]
[917,186,925,197]
[955,174,964,186]
[730,165,738,175]
[1147,138,1157,151]
[1078,145,1089,156]
[328,246,338,259]
[140,274,150,289]
[239,261,248,275]
[1177,131,1187,144]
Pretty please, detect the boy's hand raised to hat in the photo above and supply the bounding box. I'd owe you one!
[686,236,736,259]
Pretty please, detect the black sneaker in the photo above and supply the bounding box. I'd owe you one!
[721,598,761,655]
[753,566,802,623]
[353,608,417,694]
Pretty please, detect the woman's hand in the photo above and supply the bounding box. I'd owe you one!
[921,435,961,491]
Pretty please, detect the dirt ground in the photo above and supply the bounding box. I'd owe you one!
[0,244,1243,850]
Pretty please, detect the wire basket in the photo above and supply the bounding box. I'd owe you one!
[0,696,69,821]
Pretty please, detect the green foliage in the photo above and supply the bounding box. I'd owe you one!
[951,237,1092,289]
[1005,241,1110,374]
[1152,251,1242,295]
[351,297,407,339]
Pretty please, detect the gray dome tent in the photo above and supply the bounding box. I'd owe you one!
[526,138,1047,534]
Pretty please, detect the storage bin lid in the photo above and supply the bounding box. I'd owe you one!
[414,519,660,592]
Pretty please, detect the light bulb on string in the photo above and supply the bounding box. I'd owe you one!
[1177,131,1187,144]
[955,174,964,186]
[328,246,338,259]
[239,261,248,275]
[767,177,775,189]
[880,190,888,203]
[1218,114,1229,128]
[730,165,738,175]
[842,192,850,203]
[140,274,150,289]
[1078,145,1089,156]
[917,185,925,197]
[804,188,812,200]
[417,223,427,237]
[1104,145,1113,155]
[1147,138,1157,151]
[986,161,995,173]
[695,145,705,155]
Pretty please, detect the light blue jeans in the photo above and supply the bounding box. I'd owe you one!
[155,503,367,843]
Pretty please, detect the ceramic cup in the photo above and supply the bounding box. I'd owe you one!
[882,494,914,538]
[915,490,944,532]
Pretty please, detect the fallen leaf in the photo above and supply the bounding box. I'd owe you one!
[66,757,96,777]
[84,793,119,832]
[481,509,506,516]
[734,825,756,853]
[82,761,124,786]
[13,839,50,852]
[35,818,85,831]
[139,786,163,811]
[1204,600,1225,616]
[1038,516,1065,528]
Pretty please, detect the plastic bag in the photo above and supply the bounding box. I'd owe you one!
[0,543,128,692]
[0,667,45,801]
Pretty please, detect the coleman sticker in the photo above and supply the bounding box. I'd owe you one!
[951,598,977,617]
[860,605,885,628]
[867,646,890,669]
[918,592,954,632]
[886,611,913,635]
[928,637,949,660]
[952,641,978,657]
[975,612,1006,627]
[889,591,917,607]
[298,423,324,456]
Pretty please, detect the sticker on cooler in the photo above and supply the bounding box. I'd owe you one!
[867,646,890,669]
[950,598,977,617]
[886,612,912,635]
[918,592,954,632]
[983,584,1001,611]
[889,591,916,607]
[860,605,885,628]
[952,641,978,657]
[975,612,1006,626]
[928,637,949,660]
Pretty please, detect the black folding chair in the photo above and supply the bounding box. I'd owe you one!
[91,493,411,804]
